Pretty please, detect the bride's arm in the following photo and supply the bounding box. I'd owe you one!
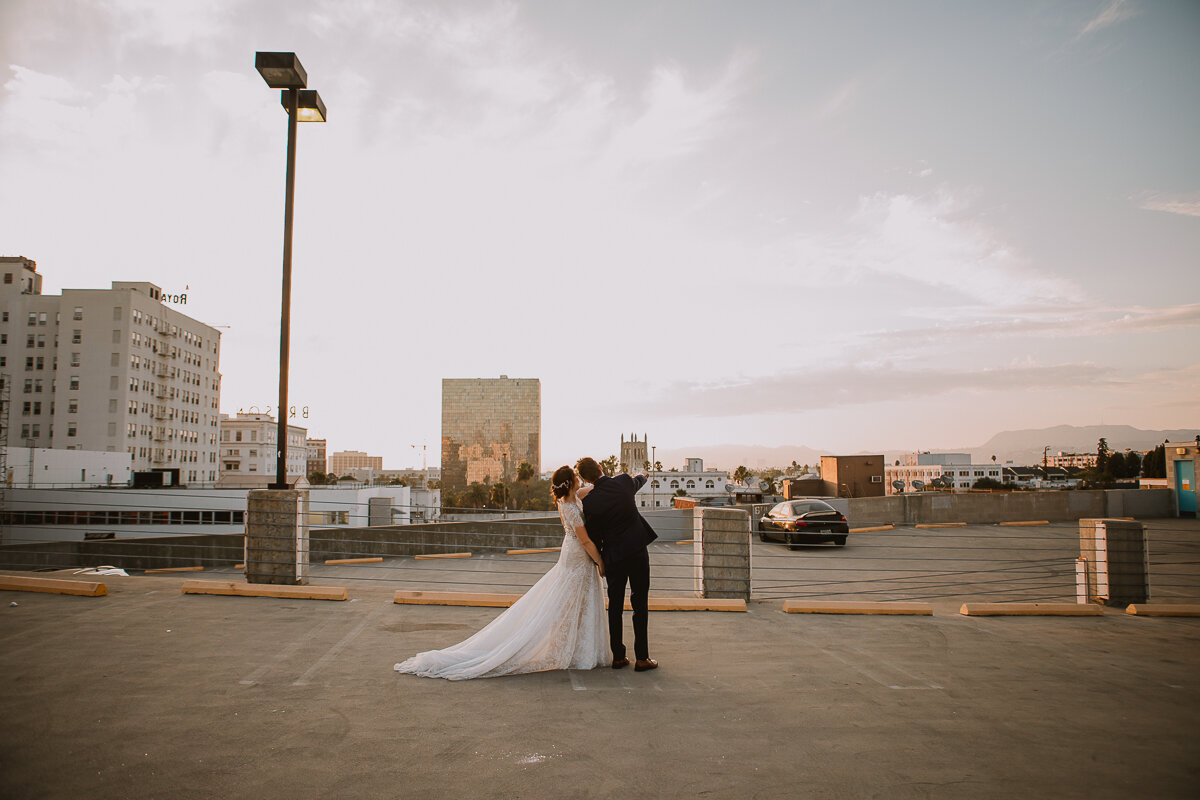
[572,524,605,576]
[576,484,593,500]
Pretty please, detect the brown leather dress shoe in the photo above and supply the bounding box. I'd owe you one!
[612,657,631,669]
[634,658,658,672]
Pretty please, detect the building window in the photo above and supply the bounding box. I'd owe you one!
[2,273,9,284]
[235,431,242,442]
[73,307,83,320]
[69,376,80,390]
[69,400,78,413]
[38,312,47,326]
[25,334,33,347]
[67,424,77,437]
[27,313,36,326]
[70,352,80,367]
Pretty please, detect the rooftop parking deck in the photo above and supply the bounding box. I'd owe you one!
[2,556,1199,799]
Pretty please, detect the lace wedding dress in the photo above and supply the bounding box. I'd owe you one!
[394,500,609,680]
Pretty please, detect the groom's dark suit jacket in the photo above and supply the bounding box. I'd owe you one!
[581,473,658,566]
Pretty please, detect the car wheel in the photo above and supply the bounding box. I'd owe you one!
[834,536,847,546]
[786,532,800,550]
[758,530,768,542]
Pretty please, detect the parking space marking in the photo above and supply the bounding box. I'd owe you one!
[292,600,390,686]
[819,644,944,690]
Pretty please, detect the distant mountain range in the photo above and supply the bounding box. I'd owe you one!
[656,425,1198,472]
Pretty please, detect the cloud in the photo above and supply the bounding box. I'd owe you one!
[768,189,1082,309]
[638,362,1118,418]
[815,79,858,121]
[600,53,752,168]
[1136,192,1200,218]
[0,65,91,146]
[100,0,241,49]
[863,303,1200,346]
[1078,0,1138,38]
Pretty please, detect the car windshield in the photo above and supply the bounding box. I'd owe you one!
[789,501,833,515]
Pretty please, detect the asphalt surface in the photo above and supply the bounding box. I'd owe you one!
[2,564,1199,799]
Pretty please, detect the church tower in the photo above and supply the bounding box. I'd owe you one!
[620,432,649,473]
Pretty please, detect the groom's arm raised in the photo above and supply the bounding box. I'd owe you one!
[613,472,649,492]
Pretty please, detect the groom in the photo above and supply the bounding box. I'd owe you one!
[576,457,659,671]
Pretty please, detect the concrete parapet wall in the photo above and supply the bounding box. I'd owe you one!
[0,509,698,570]
[0,533,245,572]
[844,489,1172,526]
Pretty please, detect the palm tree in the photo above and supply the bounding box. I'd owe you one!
[733,465,750,485]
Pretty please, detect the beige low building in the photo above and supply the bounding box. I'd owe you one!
[329,450,383,475]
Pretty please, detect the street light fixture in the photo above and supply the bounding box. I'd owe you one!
[255,51,326,489]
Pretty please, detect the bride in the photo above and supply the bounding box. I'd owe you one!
[394,466,609,680]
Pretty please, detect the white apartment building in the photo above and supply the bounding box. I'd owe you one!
[885,452,1003,494]
[216,412,311,487]
[637,457,730,509]
[0,257,221,484]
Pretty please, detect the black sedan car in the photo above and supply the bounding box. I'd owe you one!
[758,499,849,548]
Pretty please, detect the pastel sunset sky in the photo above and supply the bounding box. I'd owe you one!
[2,0,1196,468]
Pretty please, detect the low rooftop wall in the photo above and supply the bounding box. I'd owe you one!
[0,492,1172,571]
[839,488,1172,526]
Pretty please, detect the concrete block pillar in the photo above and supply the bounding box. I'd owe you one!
[1078,518,1148,606]
[692,508,751,600]
[246,489,310,585]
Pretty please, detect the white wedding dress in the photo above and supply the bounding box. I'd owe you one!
[393,500,609,680]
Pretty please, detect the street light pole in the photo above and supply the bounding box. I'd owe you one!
[255,52,326,489]
[273,87,299,490]
[651,445,656,509]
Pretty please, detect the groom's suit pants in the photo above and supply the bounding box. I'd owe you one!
[606,548,650,661]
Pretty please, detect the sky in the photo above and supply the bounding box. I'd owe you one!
[1,0,1197,470]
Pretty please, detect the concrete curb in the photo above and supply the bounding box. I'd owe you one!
[849,525,894,533]
[145,566,205,573]
[782,600,932,615]
[998,520,1050,526]
[414,552,471,560]
[0,575,108,597]
[915,523,967,528]
[505,548,561,555]
[960,602,1103,616]
[323,557,383,565]
[182,580,347,601]
[1125,604,1200,617]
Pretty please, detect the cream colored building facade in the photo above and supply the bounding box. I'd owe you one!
[216,413,310,488]
[329,450,383,475]
[0,257,221,484]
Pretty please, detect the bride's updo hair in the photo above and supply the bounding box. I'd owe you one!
[550,465,575,502]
